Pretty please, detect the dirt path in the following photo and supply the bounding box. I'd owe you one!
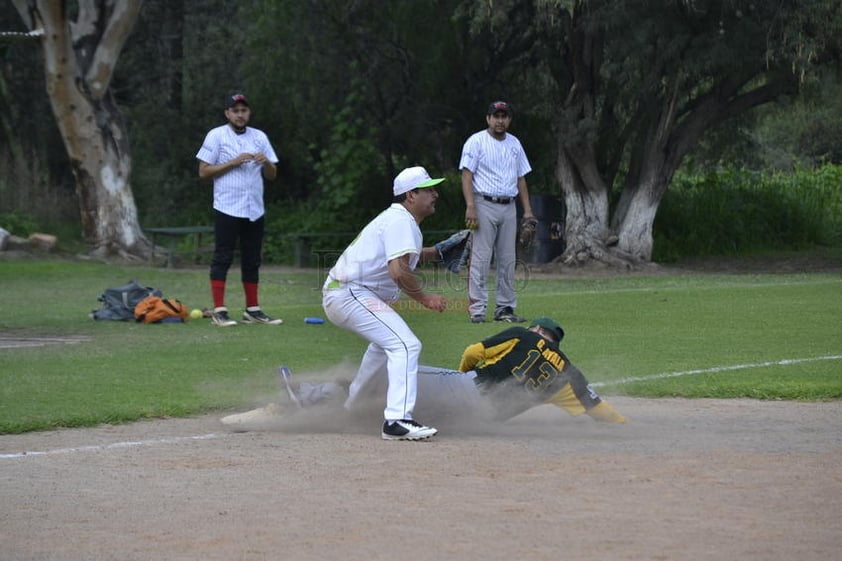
[1,397,839,561]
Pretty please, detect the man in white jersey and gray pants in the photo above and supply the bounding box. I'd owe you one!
[323,166,448,440]
[197,93,283,327]
[459,100,535,324]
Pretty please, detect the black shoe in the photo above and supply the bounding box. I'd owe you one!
[242,308,283,325]
[470,315,486,323]
[494,306,526,323]
[381,419,438,441]
[211,308,237,327]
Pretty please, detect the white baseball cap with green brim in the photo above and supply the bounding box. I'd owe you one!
[393,166,445,196]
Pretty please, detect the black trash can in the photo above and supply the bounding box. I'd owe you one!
[517,194,565,264]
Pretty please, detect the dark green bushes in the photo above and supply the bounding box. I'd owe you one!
[654,164,842,262]
[4,164,840,265]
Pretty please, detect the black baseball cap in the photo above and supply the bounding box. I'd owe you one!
[487,100,512,115]
[226,93,249,109]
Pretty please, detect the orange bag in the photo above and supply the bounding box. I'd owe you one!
[134,295,189,323]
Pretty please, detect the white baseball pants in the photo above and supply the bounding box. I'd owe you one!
[323,284,421,422]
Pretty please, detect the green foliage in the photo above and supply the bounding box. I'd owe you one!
[262,199,357,266]
[310,84,388,228]
[654,164,842,261]
[416,171,467,233]
[262,167,467,267]
[0,211,38,237]
[751,70,842,170]
[1,259,840,433]
[4,0,842,265]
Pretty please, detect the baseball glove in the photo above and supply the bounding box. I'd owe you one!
[434,229,472,274]
[519,217,538,249]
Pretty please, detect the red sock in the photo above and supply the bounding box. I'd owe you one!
[211,279,226,308]
[243,282,259,308]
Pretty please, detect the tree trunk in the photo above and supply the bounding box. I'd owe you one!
[13,0,149,260]
[56,92,147,259]
[612,178,663,262]
[608,71,793,262]
[555,142,640,269]
[610,94,680,262]
[612,119,680,262]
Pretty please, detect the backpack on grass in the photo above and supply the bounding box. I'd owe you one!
[134,296,189,324]
[90,280,162,321]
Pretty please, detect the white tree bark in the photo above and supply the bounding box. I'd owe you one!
[12,0,148,259]
[556,149,610,256]
[555,143,637,268]
[614,184,659,261]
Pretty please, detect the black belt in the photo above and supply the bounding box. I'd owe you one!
[482,195,513,204]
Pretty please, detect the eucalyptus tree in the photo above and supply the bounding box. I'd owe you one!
[462,0,842,266]
[11,0,148,260]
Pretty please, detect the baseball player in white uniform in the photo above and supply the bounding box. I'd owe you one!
[322,166,448,440]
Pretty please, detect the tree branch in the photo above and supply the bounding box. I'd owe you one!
[84,1,143,99]
[671,70,798,161]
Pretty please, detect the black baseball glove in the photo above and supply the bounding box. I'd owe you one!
[519,217,538,249]
[434,229,472,274]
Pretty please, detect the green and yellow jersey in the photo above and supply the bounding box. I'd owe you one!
[459,326,612,422]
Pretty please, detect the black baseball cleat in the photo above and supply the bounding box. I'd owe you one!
[211,308,237,327]
[494,306,526,323]
[242,308,283,325]
[381,419,438,441]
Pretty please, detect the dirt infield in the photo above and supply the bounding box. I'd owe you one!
[1,397,839,561]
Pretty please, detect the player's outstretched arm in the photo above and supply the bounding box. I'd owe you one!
[419,246,440,264]
[389,255,446,312]
[459,342,485,372]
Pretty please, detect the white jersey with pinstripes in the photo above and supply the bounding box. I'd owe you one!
[326,203,421,303]
[458,130,531,198]
[196,124,279,221]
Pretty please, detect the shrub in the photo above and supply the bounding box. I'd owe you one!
[654,164,842,261]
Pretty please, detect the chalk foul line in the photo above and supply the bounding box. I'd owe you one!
[3,355,840,460]
[0,432,225,460]
[591,354,842,388]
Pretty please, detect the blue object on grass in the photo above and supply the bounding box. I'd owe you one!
[304,317,325,324]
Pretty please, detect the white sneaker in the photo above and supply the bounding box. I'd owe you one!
[381,419,438,441]
[220,403,284,431]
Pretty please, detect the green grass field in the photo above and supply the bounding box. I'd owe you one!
[1,258,840,434]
